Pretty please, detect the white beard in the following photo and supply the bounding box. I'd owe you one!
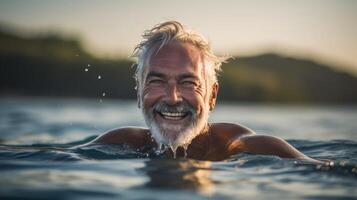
[142,102,210,154]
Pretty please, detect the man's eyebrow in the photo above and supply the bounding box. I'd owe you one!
[178,73,199,80]
[146,71,199,81]
[146,71,165,79]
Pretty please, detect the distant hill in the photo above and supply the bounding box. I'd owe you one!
[1,28,357,104]
[0,29,91,61]
[220,54,357,103]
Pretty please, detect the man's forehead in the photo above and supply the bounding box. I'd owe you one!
[148,43,202,67]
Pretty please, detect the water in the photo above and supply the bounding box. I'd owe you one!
[0,97,356,200]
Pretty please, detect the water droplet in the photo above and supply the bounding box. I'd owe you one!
[84,68,89,72]
[87,64,91,67]
[172,150,177,159]
[154,143,166,156]
[98,75,101,79]
[182,144,189,158]
[102,92,106,97]
[99,99,103,103]
[169,145,178,159]
[352,168,357,173]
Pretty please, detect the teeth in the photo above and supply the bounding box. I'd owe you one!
[159,112,187,120]
[161,112,186,117]
[163,116,182,120]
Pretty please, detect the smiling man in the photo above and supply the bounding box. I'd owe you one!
[86,21,318,162]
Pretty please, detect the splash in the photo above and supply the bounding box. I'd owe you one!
[154,143,168,156]
[182,143,189,158]
[153,143,179,159]
[152,137,190,159]
[171,145,178,159]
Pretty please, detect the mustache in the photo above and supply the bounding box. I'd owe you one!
[152,101,196,115]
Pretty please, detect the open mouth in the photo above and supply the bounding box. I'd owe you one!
[156,111,189,121]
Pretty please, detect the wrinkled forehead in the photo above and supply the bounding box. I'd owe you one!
[145,42,204,77]
[149,42,201,65]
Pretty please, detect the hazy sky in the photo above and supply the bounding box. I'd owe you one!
[1,0,357,74]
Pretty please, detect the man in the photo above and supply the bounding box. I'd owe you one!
[85,21,318,162]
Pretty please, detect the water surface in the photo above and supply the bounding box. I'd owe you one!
[0,98,356,200]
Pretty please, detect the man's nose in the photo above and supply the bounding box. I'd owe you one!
[164,82,182,105]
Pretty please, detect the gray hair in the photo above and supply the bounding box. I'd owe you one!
[132,21,227,96]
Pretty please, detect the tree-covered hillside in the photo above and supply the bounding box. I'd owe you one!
[1,29,357,104]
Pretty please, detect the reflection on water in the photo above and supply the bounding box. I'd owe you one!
[141,159,214,195]
[0,141,356,200]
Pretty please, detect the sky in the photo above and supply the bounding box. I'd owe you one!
[1,0,357,74]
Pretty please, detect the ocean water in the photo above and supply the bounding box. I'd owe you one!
[0,97,356,200]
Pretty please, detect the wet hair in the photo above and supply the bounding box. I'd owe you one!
[132,21,228,95]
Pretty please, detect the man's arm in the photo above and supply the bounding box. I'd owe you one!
[230,135,322,163]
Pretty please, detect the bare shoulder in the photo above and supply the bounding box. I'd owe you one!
[210,122,256,139]
[85,127,152,148]
[234,134,322,163]
[209,123,320,162]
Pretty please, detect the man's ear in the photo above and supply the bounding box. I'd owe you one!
[209,82,219,111]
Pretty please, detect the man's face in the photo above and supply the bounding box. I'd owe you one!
[140,42,217,148]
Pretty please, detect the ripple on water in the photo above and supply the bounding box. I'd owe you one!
[0,139,356,200]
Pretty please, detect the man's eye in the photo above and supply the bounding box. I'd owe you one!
[149,79,164,84]
[182,81,196,86]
